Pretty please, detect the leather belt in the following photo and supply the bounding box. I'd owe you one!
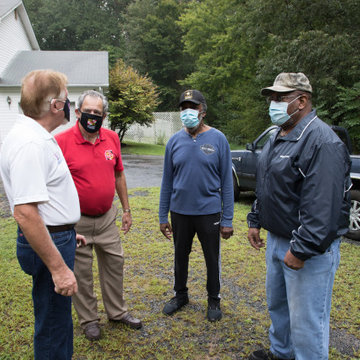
[81,213,105,218]
[46,224,76,233]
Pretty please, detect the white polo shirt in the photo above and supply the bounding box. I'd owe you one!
[0,115,80,226]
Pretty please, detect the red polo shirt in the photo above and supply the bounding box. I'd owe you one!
[55,121,124,215]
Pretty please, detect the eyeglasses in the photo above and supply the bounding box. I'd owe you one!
[266,94,302,104]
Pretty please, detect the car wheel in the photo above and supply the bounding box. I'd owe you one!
[233,173,240,202]
[346,189,360,240]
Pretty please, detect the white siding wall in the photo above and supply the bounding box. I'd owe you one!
[0,10,33,74]
[0,88,21,147]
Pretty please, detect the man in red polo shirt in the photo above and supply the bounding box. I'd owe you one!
[56,90,142,341]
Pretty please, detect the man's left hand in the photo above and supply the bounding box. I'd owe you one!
[76,233,87,248]
[220,226,233,239]
[121,212,132,234]
[284,249,304,270]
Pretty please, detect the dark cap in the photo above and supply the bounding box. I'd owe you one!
[261,72,312,96]
[179,89,206,107]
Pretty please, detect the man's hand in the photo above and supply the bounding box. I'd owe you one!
[284,249,304,270]
[76,233,86,248]
[160,222,172,240]
[220,226,233,239]
[121,212,132,235]
[52,266,78,296]
[248,227,264,250]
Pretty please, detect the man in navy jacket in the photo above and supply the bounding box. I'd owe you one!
[247,73,351,360]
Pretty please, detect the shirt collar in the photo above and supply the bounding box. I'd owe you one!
[17,114,54,141]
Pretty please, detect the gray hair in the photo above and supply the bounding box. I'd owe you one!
[200,102,207,113]
[77,90,108,114]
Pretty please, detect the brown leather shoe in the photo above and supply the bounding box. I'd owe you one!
[110,313,142,329]
[84,323,101,341]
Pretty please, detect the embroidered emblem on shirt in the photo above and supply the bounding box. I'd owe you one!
[200,144,216,155]
[54,151,62,164]
[104,150,114,160]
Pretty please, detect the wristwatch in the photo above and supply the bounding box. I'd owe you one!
[123,208,131,213]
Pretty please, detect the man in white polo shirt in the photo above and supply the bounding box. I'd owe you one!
[0,70,84,360]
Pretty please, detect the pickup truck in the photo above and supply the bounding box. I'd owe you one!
[231,125,360,240]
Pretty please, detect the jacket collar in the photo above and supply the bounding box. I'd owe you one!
[279,109,317,142]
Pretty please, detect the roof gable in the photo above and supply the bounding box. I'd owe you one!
[0,0,21,19]
[0,1,39,50]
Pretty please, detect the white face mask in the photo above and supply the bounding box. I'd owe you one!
[269,96,301,126]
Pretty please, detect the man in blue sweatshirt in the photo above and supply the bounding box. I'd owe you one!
[159,89,234,322]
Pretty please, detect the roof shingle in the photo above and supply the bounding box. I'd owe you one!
[0,51,109,87]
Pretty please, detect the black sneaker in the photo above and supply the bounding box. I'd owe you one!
[249,349,294,360]
[207,302,222,322]
[162,296,189,315]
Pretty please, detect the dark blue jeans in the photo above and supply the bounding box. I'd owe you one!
[17,228,76,360]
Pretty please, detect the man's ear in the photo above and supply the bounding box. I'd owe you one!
[49,99,58,115]
[75,108,81,119]
[298,95,308,110]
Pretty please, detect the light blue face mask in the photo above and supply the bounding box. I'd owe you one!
[269,96,300,126]
[180,108,200,128]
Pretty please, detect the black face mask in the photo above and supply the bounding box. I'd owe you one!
[79,112,103,133]
[63,98,70,122]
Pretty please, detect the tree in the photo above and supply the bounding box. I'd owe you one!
[179,0,360,144]
[107,59,159,142]
[179,0,266,141]
[247,0,360,144]
[23,0,130,65]
[124,0,194,110]
[334,82,360,152]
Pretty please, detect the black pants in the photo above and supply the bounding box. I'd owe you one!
[170,212,221,303]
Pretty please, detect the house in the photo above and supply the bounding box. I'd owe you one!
[0,0,109,145]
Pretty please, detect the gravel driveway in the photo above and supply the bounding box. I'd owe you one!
[0,154,164,217]
[121,154,164,189]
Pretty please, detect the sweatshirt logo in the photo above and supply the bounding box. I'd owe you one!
[104,149,114,160]
[200,144,215,155]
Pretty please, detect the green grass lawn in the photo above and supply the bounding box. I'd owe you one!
[0,189,359,359]
[120,140,244,156]
[121,141,166,156]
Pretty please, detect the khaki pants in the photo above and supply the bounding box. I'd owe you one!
[73,204,128,328]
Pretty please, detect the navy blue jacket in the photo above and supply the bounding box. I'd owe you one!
[247,110,351,260]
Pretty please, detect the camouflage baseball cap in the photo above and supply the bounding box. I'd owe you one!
[261,72,312,96]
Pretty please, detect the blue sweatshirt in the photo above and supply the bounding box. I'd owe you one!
[159,127,234,227]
